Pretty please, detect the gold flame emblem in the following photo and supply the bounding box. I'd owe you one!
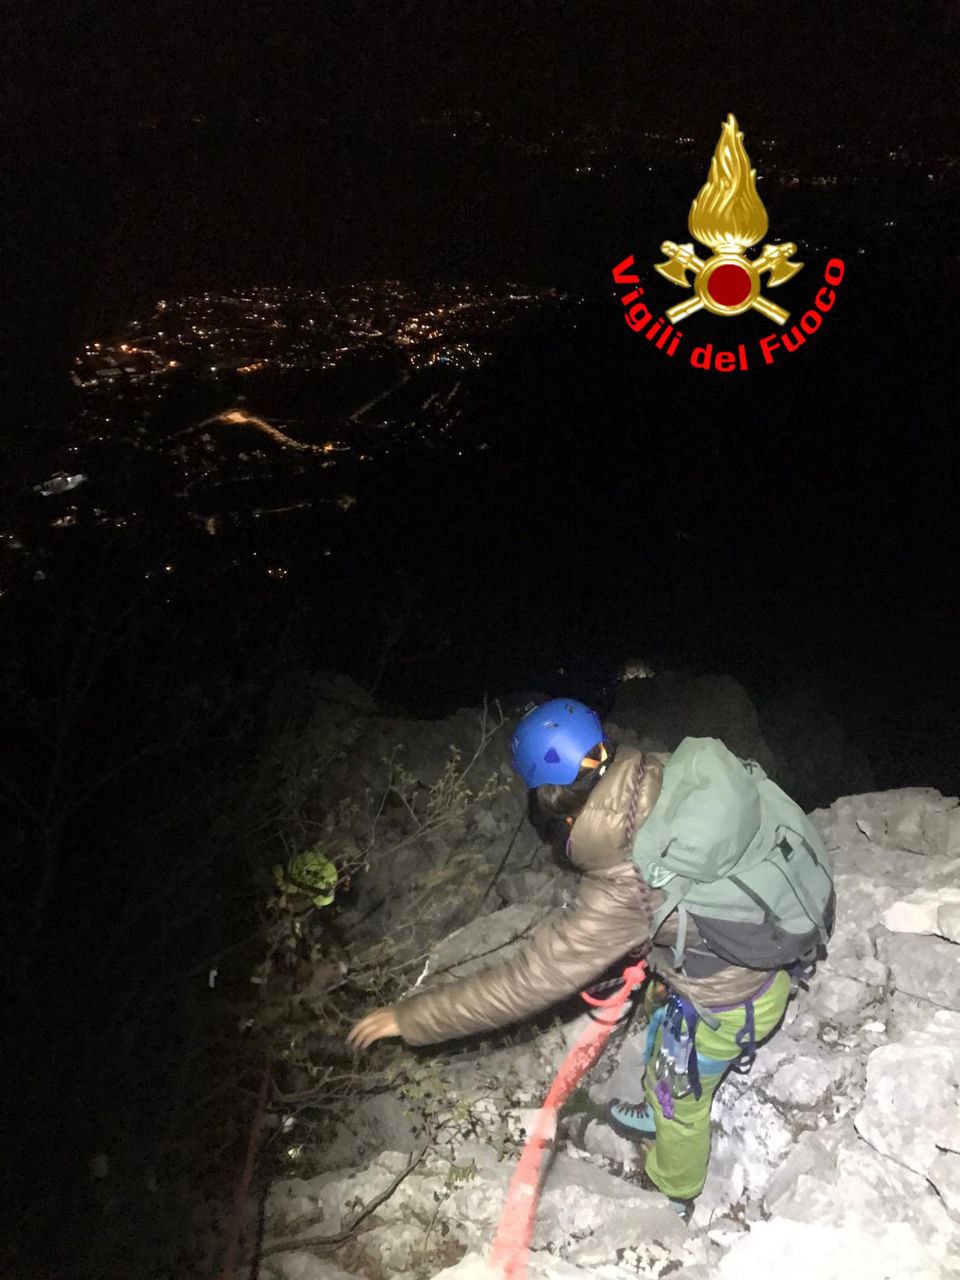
[655,114,802,324]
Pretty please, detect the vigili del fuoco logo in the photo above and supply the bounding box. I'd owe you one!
[611,114,845,371]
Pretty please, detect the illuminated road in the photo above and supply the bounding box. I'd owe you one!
[348,368,412,423]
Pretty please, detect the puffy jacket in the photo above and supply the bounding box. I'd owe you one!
[394,746,776,1047]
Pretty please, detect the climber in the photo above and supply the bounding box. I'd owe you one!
[347,698,835,1221]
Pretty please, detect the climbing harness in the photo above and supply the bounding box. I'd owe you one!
[787,956,818,996]
[488,959,647,1280]
[488,962,785,1276]
[714,969,778,1075]
[643,967,781,1110]
[731,998,757,1074]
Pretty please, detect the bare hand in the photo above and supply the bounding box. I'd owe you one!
[346,1006,401,1051]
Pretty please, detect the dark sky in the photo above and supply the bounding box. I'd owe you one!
[7,0,958,139]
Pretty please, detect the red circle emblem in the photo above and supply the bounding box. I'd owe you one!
[706,262,752,306]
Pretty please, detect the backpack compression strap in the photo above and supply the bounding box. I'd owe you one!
[785,828,831,945]
[647,878,722,1030]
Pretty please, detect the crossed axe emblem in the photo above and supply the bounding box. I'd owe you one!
[655,241,803,325]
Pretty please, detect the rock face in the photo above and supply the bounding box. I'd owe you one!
[610,673,875,813]
[265,671,548,966]
[610,672,776,773]
[758,688,875,813]
[254,693,960,1280]
[882,887,960,939]
[814,787,960,859]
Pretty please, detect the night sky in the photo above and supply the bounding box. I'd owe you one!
[2,8,959,1272]
[9,0,957,138]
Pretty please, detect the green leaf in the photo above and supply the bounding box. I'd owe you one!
[277,846,339,907]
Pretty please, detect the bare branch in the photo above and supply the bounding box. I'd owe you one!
[256,1145,429,1259]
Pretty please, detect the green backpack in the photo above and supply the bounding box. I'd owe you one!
[632,737,835,971]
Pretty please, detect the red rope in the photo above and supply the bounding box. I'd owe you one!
[488,961,647,1279]
[216,1062,272,1280]
[214,964,645,1280]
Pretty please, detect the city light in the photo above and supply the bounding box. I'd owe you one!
[15,279,579,572]
[73,282,564,393]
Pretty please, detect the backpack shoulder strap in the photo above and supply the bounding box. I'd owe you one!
[649,875,696,945]
[650,875,693,931]
[672,903,690,970]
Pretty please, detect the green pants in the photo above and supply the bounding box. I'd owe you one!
[641,970,791,1200]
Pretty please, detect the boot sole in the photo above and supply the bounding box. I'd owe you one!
[606,1112,657,1143]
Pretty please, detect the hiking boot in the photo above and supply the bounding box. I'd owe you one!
[668,1197,694,1225]
[606,1097,657,1139]
[631,1167,694,1225]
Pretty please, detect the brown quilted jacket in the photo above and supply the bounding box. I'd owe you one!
[394,746,775,1046]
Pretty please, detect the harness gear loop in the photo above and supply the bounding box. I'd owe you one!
[787,955,817,996]
[730,997,757,1074]
[649,993,703,1116]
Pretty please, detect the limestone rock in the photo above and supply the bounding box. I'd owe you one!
[811,788,960,859]
[263,1253,361,1280]
[586,1020,648,1107]
[876,931,960,1011]
[939,902,960,944]
[816,912,889,988]
[322,1090,420,1172]
[578,1119,642,1168]
[266,1176,326,1233]
[854,1015,960,1178]
[496,867,573,911]
[800,968,883,1027]
[610,672,775,774]
[763,1047,861,1108]
[713,1217,946,1280]
[772,1132,959,1274]
[564,1225,682,1272]
[930,1151,960,1222]
[427,1254,497,1280]
[831,866,912,920]
[762,1126,847,1211]
[709,1078,798,1199]
[415,903,540,984]
[882,887,960,937]
[359,1218,441,1274]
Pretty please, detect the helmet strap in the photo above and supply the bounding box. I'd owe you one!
[579,742,609,777]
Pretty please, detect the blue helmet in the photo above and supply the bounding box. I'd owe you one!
[512,698,604,788]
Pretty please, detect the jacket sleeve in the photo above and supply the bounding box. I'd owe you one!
[394,861,652,1046]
